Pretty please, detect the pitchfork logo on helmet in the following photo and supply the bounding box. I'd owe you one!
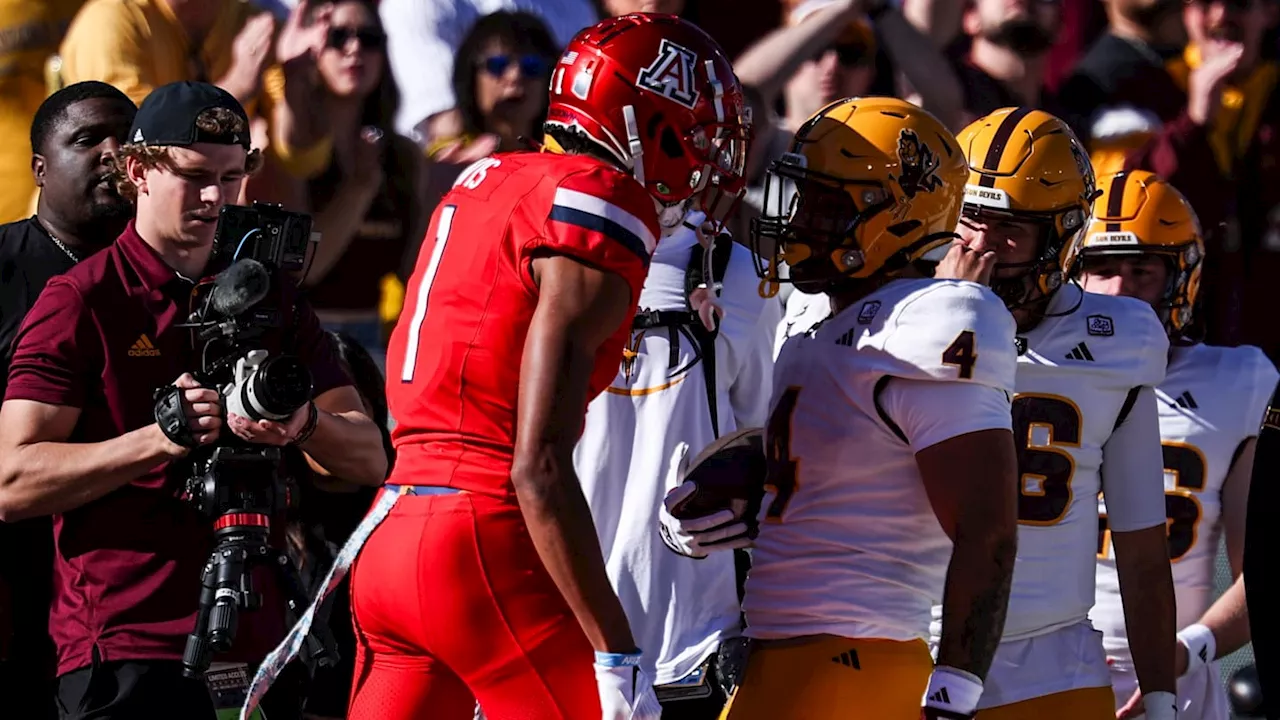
[896,129,943,201]
[544,14,751,234]
[636,39,700,109]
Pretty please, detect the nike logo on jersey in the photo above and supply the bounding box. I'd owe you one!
[1169,391,1199,410]
[1065,342,1094,362]
[835,328,856,347]
[830,649,861,669]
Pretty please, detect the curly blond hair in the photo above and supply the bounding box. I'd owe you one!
[108,107,263,201]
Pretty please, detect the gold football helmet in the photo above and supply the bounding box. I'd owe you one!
[958,107,1097,309]
[751,96,968,296]
[1065,170,1204,336]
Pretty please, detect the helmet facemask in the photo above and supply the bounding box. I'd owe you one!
[751,152,895,296]
[961,201,1087,312]
[1070,243,1202,338]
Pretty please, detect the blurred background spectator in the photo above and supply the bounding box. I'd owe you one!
[0,1,85,224]
[247,0,422,368]
[379,0,597,151]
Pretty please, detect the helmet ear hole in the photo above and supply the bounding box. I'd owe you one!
[659,126,685,159]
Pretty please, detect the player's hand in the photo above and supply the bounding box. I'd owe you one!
[228,402,312,446]
[658,444,754,558]
[594,652,663,720]
[688,220,726,332]
[933,241,996,286]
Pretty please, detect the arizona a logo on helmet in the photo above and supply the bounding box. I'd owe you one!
[637,39,700,109]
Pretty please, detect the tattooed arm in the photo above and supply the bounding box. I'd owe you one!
[919,426,1019,678]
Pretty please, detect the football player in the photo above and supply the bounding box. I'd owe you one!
[346,15,750,720]
[949,108,1178,720]
[1074,170,1278,720]
[722,96,1021,720]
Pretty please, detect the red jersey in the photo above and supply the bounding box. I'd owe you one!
[385,152,658,499]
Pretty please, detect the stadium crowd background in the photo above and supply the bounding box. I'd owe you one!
[0,0,1276,717]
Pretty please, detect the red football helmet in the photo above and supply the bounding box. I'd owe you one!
[546,13,751,232]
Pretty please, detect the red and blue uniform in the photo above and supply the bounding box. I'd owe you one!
[349,151,658,720]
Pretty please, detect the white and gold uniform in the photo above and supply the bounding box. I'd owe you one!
[730,278,1017,719]
[930,283,1170,716]
[1091,342,1277,719]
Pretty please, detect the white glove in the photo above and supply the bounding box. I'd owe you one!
[594,651,663,720]
[658,443,754,559]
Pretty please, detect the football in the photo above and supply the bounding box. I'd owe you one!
[669,427,767,520]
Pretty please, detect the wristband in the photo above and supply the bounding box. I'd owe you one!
[922,666,984,716]
[1177,622,1216,676]
[293,401,320,446]
[1142,690,1177,720]
[594,650,643,668]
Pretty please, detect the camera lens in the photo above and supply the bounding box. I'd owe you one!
[249,355,313,419]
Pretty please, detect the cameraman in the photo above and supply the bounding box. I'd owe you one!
[0,81,388,720]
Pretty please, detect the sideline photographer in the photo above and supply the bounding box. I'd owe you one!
[0,81,387,720]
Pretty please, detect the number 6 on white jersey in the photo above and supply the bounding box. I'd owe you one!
[400,205,456,382]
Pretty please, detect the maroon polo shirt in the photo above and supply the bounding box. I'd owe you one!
[4,221,351,676]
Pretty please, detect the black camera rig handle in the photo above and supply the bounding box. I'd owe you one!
[154,383,200,449]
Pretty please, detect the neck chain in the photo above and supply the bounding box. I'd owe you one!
[38,219,83,263]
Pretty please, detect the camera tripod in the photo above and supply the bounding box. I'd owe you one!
[182,515,340,680]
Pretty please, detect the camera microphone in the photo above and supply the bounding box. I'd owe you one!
[209,258,271,318]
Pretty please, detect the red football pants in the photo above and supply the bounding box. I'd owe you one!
[347,491,601,720]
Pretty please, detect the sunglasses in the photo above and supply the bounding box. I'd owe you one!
[480,54,549,78]
[326,26,387,51]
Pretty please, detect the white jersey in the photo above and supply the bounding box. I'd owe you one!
[774,289,830,360]
[574,220,779,685]
[954,284,1169,644]
[745,278,1017,642]
[1092,343,1277,666]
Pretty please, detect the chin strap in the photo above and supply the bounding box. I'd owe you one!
[623,105,645,187]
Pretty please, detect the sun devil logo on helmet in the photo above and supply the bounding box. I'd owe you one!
[636,39,700,110]
[895,129,943,199]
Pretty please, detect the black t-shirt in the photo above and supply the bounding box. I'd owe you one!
[0,216,77,718]
[0,216,79,399]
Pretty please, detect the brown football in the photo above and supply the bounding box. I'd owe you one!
[669,427,767,520]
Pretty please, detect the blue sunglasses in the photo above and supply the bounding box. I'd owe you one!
[481,54,549,78]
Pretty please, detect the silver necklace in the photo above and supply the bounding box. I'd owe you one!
[38,219,82,263]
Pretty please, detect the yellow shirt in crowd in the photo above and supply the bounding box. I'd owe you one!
[0,0,85,224]
[58,0,252,106]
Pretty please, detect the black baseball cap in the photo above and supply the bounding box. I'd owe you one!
[128,81,251,149]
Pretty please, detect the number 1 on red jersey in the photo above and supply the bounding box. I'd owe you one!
[400,205,457,382]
